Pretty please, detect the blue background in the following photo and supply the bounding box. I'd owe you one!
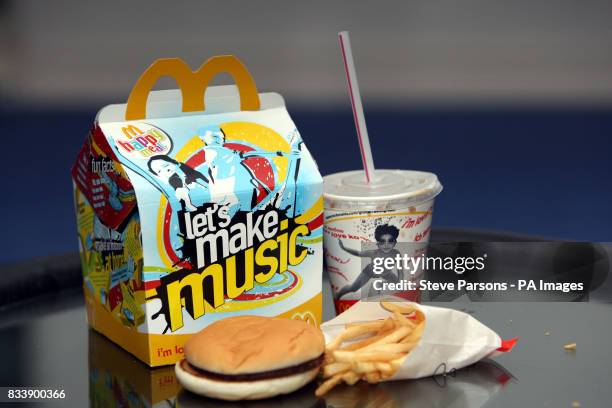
[2,107,611,264]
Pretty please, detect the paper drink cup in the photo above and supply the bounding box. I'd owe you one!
[323,169,442,314]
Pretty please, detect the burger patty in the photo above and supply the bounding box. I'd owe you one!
[181,354,324,382]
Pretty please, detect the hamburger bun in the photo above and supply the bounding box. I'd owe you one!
[175,315,325,400]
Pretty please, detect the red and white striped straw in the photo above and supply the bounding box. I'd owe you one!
[338,30,376,183]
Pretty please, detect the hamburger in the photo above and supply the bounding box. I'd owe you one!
[175,315,325,401]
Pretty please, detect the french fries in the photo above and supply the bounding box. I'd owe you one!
[326,323,383,351]
[341,333,387,351]
[333,350,406,363]
[316,374,344,397]
[315,301,426,397]
[380,301,417,315]
[323,362,351,377]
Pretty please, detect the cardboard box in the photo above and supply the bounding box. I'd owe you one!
[72,56,323,366]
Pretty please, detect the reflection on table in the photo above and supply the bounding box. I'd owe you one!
[88,329,515,407]
[89,330,179,407]
[320,360,515,408]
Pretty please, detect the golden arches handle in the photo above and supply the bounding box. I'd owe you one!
[125,55,260,121]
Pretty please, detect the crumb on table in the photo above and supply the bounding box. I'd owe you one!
[564,342,577,351]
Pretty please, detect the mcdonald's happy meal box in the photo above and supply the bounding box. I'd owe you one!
[71,56,324,366]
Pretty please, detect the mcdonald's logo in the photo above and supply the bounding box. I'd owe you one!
[112,123,172,158]
[121,125,144,139]
[125,56,260,121]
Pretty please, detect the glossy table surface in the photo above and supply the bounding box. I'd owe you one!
[1,275,612,408]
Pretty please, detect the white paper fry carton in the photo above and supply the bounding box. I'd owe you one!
[321,300,517,381]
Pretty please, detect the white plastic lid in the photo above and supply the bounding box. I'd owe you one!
[323,169,442,210]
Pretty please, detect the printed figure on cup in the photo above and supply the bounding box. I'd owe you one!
[336,224,403,299]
